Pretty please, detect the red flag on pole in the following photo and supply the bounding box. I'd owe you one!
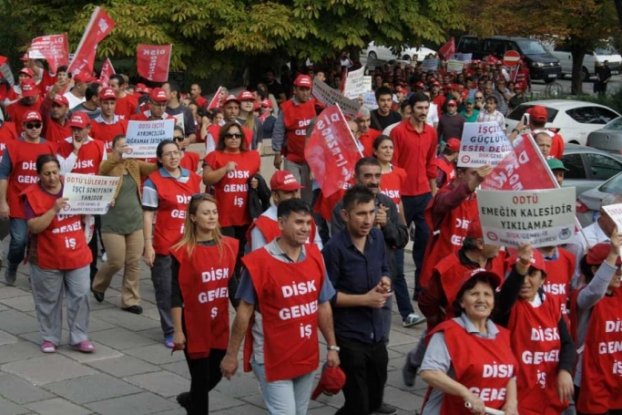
[438,37,456,60]
[305,105,362,197]
[67,7,115,76]
[207,86,225,110]
[28,34,69,73]
[99,58,115,85]
[136,44,172,82]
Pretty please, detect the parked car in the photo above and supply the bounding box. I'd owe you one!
[552,44,622,80]
[457,35,561,82]
[561,143,622,198]
[577,170,622,226]
[506,100,621,145]
[586,116,622,153]
[363,41,436,62]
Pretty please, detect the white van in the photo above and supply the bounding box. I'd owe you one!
[552,44,621,80]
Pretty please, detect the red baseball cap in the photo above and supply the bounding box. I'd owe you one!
[445,137,461,153]
[19,68,34,78]
[20,79,39,97]
[446,268,502,308]
[68,112,91,129]
[466,217,483,239]
[223,94,240,105]
[99,87,116,101]
[293,74,312,88]
[23,111,42,123]
[150,87,169,103]
[447,99,457,106]
[73,71,96,83]
[270,170,303,192]
[135,83,148,93]
[529,105,548,123]
[311,364,346,400]
[51,94,69,107]
[415,81,426,89]
[586,243,622,266]
[237,90,255,101]
[261,99,273,108]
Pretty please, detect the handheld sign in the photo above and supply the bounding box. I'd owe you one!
[125,119,175,159]
[312,78,360,117]
[344,67,372,99]
[477,187,576,248]
[602,203,622,233]
[458,122,513,168]
[62,174,120,215]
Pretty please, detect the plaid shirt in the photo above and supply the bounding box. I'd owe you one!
[477,109,505,131]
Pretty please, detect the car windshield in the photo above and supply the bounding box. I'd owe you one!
[605,117,622,130]
[507,105,558,122]
[516,39,547,55]
[600,172,622,193]
[595,46,617,55]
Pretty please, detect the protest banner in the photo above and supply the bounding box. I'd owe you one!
[477,187,576,248]
[481,134,558,191]
[207,86,225,110]
[343,67,372,99]
[312,78,360,117]
[67,7,115,76]
[62,173,120,215]
[99,57,115,85]
[422,58,439,72]
[29,34,69,73]
[362,91,378,110]
[602,203,622,234]
[124,119,175,159]
[446,59,465,73]
[457,122,513,168]
[305,105,362,197]
[454,53,472,62]
[136,44,172,82]
[438,37,456,60]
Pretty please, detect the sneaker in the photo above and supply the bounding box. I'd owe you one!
[402,362,418,387]
[373,402,398,415]
[4,267,16,286]
[402,313,426,327]
[92,290,105,303]
[40,341,56,353]
[122,305,143,315]
[164,334,174,349]
[72,340,95,353]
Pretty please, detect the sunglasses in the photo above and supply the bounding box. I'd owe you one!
[224,133,243,139]
[475,97,484,100]
[173,136,184,141]
[25,122,42,129]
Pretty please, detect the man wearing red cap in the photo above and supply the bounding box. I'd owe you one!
[130,88,175,122]
[0,110,57,285]
[6,79,42,135]
[109,74,138,119]
[2,68,36,106]
[509,105,564,159]
[272,74,317,204]
[63,71,93,110]
[41,94,71,143]
[437,99,464,143]
[91,87,128,152]
[434,137,460,189]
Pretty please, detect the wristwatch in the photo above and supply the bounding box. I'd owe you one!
[327,345,340,352]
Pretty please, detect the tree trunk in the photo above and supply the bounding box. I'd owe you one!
[570,49,586,95]
[615,0,622,29]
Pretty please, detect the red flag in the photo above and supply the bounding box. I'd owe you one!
[99,58,115,85]
[438,37,455,60]
[305,105,362,197]
[481,134,558,191]
[207,86,224,110]
[136,44,172,82]
[67,7,115,76]
[29,34,69,73]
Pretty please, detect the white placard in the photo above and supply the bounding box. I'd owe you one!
[362,91,378,110]
[447,59,465,73]
[312,78,360,117]
[124,119,175,159]
[421,58,439,72]
[602,203,622,232]
[477,187,576,248]
[458,122,513,168]
[344,67,372,99]
[453,53,472,62]
[62,173,120,215]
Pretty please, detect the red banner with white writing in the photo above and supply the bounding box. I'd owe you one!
[29,34,69,73]
[207,86,224,110]
[305,105,362,197]
[481,134,558,191]
[99,58,115,85]
[67,7,115,76]
[136,44,172,82]
[438,37,456,60]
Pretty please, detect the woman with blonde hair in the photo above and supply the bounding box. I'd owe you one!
[171,193,238,414]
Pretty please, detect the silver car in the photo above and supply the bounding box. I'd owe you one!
[586,116,622,153]
[577,171,622,226]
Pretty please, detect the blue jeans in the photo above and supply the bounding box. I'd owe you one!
[393,248,414,319]
[8,218,28,270]
[251,359,315,415]
[402,193,432,297]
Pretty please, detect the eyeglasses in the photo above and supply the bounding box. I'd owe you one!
[173,136,184,141]
[224,133,243,139]
[25,122,42,129]
[162,151,181,158]
[475,96,484,100]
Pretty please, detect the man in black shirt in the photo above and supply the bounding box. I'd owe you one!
[370,86,402,131]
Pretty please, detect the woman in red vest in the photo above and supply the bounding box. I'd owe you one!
[494,245,575,415]
[420,269,518,415]
[572,235,622,415]
[142,140,202,348]
[373,134,406,216]
[22,154,94,354]
[170,193,238,415]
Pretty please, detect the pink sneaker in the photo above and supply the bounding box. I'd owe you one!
[72,340,95,353]
[40,341,56,353]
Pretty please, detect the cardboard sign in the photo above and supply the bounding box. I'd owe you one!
[477,187,576,248]
[454,53,472,62]
[343,67,372,99]
[136,44,172,82]
[62,173,120,215]
[124,119,175,158]
[29,34,69,73]
[362,91,378,110]
[603,203,622,233]
[312,78,360,117]
[446,59,465,73]
[421,58,439,72]
[458,122,513,168]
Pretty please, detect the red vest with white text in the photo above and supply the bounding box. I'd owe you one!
[170,237,238,358]
[380,166,406,208]
[22,184,91,270]
[91,119,128,152]
[282,99,316,163]
[542,247,575,317]
[57,139,105,175]
[242,244,324,381]
[149,170,201,255]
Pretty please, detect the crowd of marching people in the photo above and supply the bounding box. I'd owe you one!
[0,48,621,415]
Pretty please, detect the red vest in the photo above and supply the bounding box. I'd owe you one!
[57,139,105,175]
[149,170,201,255]
[179,151,200,172]
[115,95,138,119]
[542,247,575,316]
[6,139,58,219]
[170,237,238,358]
[550,133,564,159]
[434,155,455,189]
[42,117,71,143]
[203,150,260,227]
[380,166,406,208]
[359,128,381,157]
[0,122,17,163]
[6,99,43,135]
[509,296,566,414]
[577,287,622,413]
[22,184,92,270]
[281,99,316,163]
[426,319,517,415]
[242,244,325,381]
[250,213,317,247]
[91,119,128,152]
